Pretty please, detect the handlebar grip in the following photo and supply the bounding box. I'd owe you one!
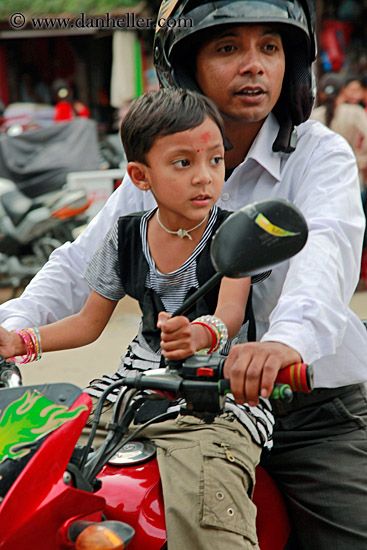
[276,363,313,393]
[218,363,313,401]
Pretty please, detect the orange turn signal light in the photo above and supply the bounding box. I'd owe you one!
[75,524,125,550]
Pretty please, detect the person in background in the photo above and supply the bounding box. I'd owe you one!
[338,73,365,105]
[311,71,367,188]
[19,66,52,105]
[52,78,90,122]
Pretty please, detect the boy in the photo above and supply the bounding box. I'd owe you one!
[0,89,272,549]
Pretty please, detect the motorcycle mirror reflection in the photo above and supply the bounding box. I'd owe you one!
[173,199,308,316]
[211,199,308,277]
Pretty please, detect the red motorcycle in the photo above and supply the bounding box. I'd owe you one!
[0,200,311,549]
[0,357,312,550]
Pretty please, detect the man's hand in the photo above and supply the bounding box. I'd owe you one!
[223,341,302,406]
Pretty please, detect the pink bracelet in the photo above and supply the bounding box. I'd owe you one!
[10,328,42,364]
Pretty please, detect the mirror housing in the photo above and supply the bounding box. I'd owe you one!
[211,199,308,278]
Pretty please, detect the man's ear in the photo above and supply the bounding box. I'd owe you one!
[127,162,151,191]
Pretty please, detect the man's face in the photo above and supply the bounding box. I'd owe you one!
[195,24,285,126]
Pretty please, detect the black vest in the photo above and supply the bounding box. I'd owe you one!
[117,209,236,352]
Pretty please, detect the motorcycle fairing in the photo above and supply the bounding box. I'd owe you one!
[0,385,106,550]
[0,383,88,499]
[0,387,88,463]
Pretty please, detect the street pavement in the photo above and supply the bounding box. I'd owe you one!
[19,295,141,388]
[1,290,367,389]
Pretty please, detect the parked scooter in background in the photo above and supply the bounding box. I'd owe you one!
[0,118,100,292]
[1,104,129,223]
[0,176,90,292]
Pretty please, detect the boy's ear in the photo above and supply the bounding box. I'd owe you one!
[127,162,151,191]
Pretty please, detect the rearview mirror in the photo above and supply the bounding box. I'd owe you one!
[211,199,308,277]
[173,199,308,316]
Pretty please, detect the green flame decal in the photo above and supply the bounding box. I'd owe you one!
[0,390,88,463]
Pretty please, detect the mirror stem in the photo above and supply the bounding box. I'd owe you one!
[172,272,223,317]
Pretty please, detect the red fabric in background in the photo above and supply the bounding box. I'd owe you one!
[0,45,9,106]
[54,100,90,122]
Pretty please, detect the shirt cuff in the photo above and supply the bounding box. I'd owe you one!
[260,320,320,365]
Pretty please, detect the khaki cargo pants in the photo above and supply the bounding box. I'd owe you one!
[83,398,261,549]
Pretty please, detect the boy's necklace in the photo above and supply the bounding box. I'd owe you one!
[156,210,208,240]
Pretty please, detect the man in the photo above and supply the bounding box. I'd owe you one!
[1,1,367,548]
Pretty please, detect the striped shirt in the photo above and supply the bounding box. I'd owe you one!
[84,206,274,449]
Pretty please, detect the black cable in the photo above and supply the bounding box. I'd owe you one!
[79,378,129,470]
[82,390,141,477]
[85,410,177,483]
[83,394,148,479]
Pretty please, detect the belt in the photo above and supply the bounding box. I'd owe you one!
[270,383,365,417]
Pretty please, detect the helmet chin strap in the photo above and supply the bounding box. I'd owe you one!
[272,114,298,154]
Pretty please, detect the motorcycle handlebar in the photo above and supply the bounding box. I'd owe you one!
[122,361,313,401]
[219,362,313,395]
[0,350,313,402]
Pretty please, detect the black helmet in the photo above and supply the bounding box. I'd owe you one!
[154,0,317,152]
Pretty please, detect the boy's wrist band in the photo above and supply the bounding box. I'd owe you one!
[190,320,218,354]
[191,315,228,354]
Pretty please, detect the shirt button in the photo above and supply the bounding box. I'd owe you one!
[221,192,229,201]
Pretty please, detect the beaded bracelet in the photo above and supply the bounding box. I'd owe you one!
[28,327,42,362]
[10,327,42,364]
[191,315,228,354]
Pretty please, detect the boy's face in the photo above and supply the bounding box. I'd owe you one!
[195,24,285,126]
[142,117,225,227]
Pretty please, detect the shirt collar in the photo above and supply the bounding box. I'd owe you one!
[244,113,282,182]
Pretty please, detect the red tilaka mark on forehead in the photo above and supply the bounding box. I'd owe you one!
[200,131,211,143]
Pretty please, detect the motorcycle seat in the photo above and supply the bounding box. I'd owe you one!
[1,189,33,226]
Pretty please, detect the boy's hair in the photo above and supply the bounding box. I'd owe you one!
[120,88,226,164]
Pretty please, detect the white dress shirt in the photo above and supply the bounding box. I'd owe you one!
[1,114,366,387]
